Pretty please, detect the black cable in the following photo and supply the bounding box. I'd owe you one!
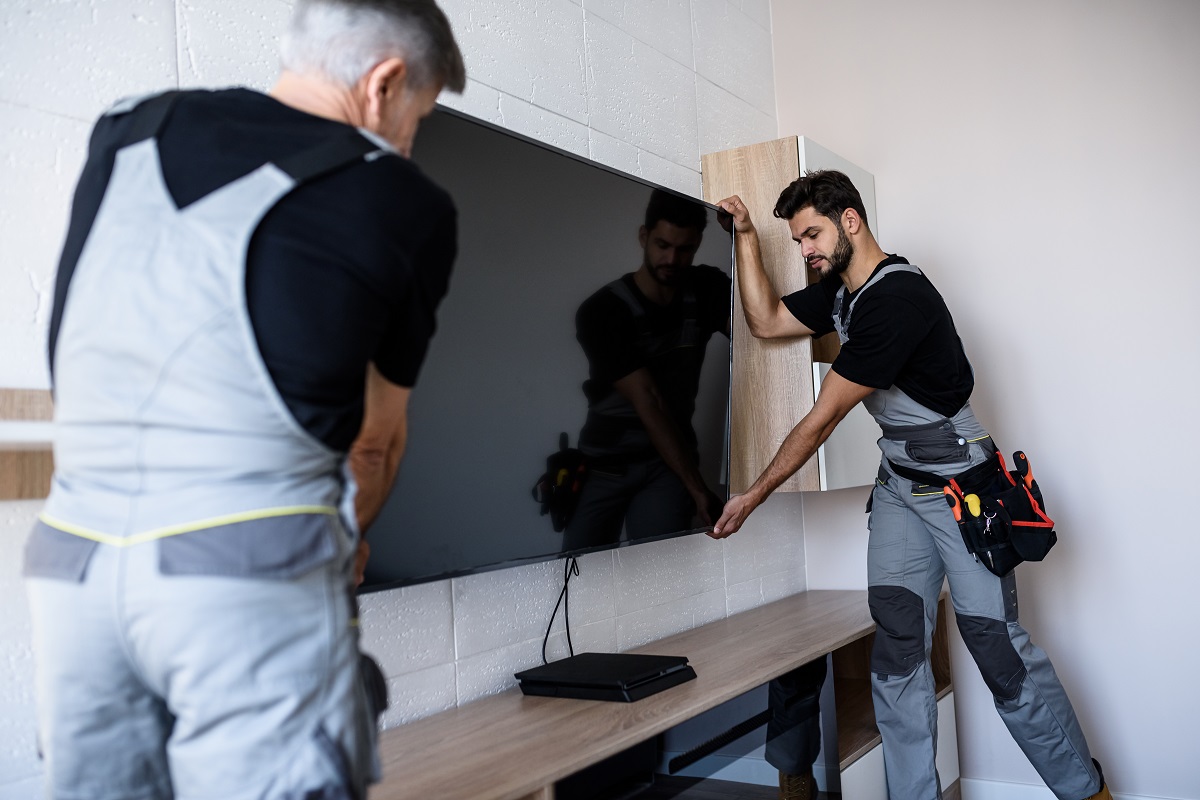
[542,556,580,664]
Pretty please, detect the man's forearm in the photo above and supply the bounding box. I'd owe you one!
[348,430,406,534]
[734,228,783,336]
[635,398,708,495]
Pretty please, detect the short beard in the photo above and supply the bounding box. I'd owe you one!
[828,220,854,276]
[644,258,682,287]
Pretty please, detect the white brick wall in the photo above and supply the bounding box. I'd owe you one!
[0,1,794,792]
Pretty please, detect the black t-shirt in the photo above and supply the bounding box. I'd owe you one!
[781,256,974,417]
[49,88,457,451]
[576,266,731,401]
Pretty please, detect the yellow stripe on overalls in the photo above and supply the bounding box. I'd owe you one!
[38,506,339,547]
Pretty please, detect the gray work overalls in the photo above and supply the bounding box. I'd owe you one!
[841,265,1102,800]
[24,92,391,800]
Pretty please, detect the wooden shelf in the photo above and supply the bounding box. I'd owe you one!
[0,389,54,500]
[375,590,874,800]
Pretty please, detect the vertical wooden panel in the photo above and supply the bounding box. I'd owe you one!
[701,138,820,492]
[0,389,54,500]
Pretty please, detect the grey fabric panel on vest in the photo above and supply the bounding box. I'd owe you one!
[23,521,99,582]
[158,513,341,579]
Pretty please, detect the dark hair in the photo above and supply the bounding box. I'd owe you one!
[773,169,868,228]
[643,189,708,233]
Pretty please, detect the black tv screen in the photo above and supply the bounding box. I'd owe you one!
[361,107,733,592]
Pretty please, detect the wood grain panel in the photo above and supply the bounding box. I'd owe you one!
[374,590,873,800]
[701,138,820,493]
[0,389,54,500]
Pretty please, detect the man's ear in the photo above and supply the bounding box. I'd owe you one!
[363,57,409,120]
[842,207,862,235]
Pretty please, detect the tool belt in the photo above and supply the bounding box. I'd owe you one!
[888,449,1057,577]
[531,432,589,532]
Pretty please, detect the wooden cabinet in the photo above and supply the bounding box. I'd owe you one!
[700,137,881,494]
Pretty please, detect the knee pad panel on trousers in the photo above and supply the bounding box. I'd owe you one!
[868,585,925,678]
[955,613,1027,701]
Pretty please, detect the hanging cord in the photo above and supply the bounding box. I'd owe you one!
[542,556,580,664]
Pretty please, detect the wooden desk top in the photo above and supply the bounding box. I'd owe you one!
[374,589,873,800]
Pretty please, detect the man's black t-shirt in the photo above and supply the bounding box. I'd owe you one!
[49,88,457,451]
[576,266,731,401]
[781,256,974,417]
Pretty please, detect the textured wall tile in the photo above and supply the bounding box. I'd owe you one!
[441,0,587,124]
[0,103,90,388]
[725,577,766,616]
[722,492,804,586]
[437,78,503,126]
[692,0,775,116]
[359,580,455,676]
[455,636,543,702]
[543,617,618,662]
[638,149,702,198]
[760,568,805,605]
[452,560,558,659]
[0,0,177,122]
[613,534,724,616]
[498,94,590,157]
[177,0,292,90]
[0,502,42,786]
[584,12,699,167]
[737,0,772,31]
[379,662,457,728]
[588,127,641,175]
[616,587,725,650]
[453,553,613,661]
[696,76,776,160]
[583,0,693,68]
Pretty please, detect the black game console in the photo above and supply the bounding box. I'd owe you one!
[515,652,696,702]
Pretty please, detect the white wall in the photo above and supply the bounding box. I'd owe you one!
[776,2,1200,799]
[0,1,804,795]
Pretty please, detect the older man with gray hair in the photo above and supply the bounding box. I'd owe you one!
[25,2,465,798]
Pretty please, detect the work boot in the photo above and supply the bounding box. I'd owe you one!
[1083,759,1113,800]
[778,769,816,800]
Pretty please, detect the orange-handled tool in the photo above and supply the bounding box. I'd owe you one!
[943,487,962,522]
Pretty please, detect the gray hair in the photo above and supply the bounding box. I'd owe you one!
[280,0,466,93]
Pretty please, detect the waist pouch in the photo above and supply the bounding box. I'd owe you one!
[531,432,589,532]
[888,449,1057,577]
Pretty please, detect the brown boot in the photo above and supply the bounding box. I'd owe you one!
[778,770,816,800]
[1083,759,1113,800]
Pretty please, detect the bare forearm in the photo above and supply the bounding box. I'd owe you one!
[348,430,405,534]
[743,412,838,505]
[735,229,784,337]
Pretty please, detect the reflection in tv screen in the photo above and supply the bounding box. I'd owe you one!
[361,107,733,592]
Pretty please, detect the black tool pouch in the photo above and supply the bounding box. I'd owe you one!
[945,450,1057,577]
[531,432,589,532]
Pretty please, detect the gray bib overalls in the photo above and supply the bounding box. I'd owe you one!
[845,265,1101,799]
[25,92,392,799]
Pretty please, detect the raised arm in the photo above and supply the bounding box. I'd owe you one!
[716,195,817,340]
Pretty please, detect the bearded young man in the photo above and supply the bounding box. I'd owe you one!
[711,172,1114,800]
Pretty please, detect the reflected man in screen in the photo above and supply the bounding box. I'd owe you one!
[562,190,731,551]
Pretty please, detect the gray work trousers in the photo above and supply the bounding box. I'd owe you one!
[867,463,1102,800]
[27,538,377,800]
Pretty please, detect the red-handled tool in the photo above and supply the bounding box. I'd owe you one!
[1013,450,1034,490]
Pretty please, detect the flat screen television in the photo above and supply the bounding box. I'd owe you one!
[360,106,733,592]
